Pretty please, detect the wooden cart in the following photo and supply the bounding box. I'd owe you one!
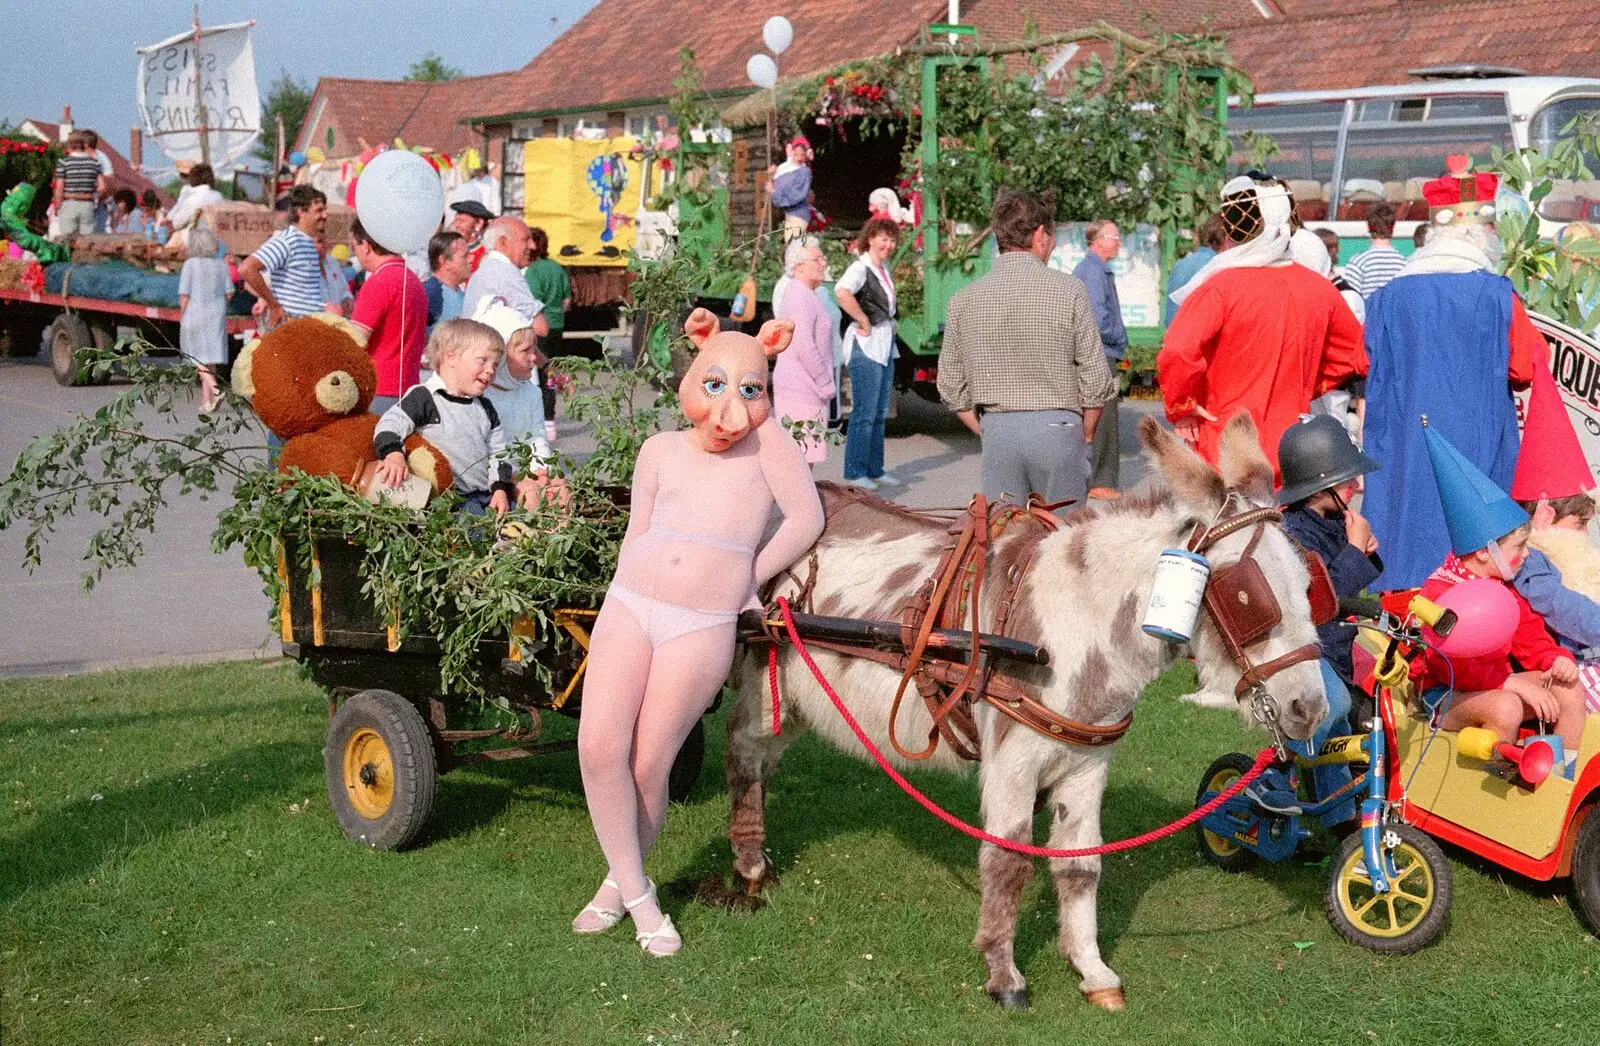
[277,534,706,850]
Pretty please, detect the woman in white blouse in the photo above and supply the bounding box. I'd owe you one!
[833,218,901,490]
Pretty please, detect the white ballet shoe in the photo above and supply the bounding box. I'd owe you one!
[572,878,625,934]
[625,879,681,957]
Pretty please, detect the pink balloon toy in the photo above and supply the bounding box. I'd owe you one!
[1425,577,1519,658]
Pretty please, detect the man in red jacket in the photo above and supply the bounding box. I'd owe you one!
[1160,174,1367,478]
[1413,421,1584,776]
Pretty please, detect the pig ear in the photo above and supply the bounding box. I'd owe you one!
[683,308,719,350]
[756,318,794,357]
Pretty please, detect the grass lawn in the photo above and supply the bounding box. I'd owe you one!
[2,659,1597,1045]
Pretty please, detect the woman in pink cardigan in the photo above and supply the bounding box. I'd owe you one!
[773,239,837,465]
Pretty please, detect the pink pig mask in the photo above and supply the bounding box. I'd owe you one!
[679,308,794,453]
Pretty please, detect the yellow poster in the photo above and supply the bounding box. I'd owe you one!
[522,137,659,267]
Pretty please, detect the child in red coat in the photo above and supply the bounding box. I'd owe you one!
[1414,524,1585,762]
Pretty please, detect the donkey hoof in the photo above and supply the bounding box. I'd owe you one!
[1083,986,1126,1011]
[988,987,1031,1010]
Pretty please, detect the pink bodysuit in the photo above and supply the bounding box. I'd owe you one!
[576,411,823,948]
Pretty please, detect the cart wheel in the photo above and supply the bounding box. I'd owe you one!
[1324,822,1451,953]
[1194,753,1261,871]
[324,689,437,850]
[667,719,706,803]
[1570,804,1600,935]
[49,315,91,387]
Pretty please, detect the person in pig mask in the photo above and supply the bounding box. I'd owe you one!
[571,308,825,956]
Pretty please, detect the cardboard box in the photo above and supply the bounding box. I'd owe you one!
[200,203,277,256]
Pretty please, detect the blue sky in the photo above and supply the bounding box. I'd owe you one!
[2,0,601,151]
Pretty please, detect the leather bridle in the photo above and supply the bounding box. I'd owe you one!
[1186,498,1323,752]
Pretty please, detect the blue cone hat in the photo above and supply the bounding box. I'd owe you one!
[1422,417,1529,555]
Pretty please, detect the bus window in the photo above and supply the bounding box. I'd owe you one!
[1340,95,1510,218]
[1342,122,1511,184]
[1531,97,1600,222]
[1228,102,1344,182]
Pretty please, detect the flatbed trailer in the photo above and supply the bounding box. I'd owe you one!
[0,284,256,386]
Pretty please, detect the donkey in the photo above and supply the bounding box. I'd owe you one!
[721,414,1328,1011]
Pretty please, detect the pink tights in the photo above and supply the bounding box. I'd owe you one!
[576,596,735,931]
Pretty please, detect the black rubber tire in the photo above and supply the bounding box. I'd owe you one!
[1324,822,1451,954]
[667,718,706,803]
[49,315,91,386]
[324,689,438,850]
[1570,805,1600,935]
[1194,752,1262,872]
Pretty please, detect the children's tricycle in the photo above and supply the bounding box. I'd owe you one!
[1195,592,1600,952]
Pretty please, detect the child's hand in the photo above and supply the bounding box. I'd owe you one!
[1507,674,1562,723]
[517,470,571,511]
[1549,656,1579,688]
[377,451,409,488]
[490,489,510,515]
[1345,509,1376,554]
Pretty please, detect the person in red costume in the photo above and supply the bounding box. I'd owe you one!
[1159,174,1368,477]
[570,310,825,957]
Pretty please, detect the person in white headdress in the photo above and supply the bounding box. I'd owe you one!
[1158,172,1367,477]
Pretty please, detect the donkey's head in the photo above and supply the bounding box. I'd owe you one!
[1139,414,1329,741]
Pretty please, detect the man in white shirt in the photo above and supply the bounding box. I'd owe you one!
[462,217,547,335]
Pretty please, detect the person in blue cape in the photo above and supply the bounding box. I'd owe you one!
[766,135,814,242]
[1361,162,1546,590]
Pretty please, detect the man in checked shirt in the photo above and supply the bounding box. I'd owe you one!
[937,188,1116,514]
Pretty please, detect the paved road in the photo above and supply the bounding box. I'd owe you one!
[0,355,1160,676]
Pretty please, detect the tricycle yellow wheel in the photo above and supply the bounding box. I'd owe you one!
[324,689,437,850]
[1194,753,1260,871]
[342,727,395,819]
[1324,823,1451,954]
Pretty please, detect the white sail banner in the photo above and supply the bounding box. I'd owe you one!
[136,21,260,166]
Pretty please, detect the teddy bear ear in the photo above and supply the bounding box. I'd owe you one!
[683,307,719,351]
[756,318,794,357]
[309,311,368,349]
[232,337,261,400]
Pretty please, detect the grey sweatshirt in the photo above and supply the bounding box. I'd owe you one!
[374,373,515,497]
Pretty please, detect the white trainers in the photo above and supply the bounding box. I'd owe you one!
[874,473,903,487]
[846,476,879,491]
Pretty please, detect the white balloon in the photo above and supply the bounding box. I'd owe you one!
[354,150,445,256]
[746,53,778,90]
[762,15,793,55]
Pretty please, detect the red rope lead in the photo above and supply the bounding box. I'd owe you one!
[768,640,782,736]
[771,597,1277,859]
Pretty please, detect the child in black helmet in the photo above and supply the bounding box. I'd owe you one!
[1278,414,1383,691]
[1277,414,1384,818]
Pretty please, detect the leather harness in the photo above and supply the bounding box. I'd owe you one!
[772,489,1319,763]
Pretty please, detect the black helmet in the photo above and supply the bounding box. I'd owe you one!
[1277,414,1380,506]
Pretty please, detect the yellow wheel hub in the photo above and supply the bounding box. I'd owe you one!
[1201,767,1243,857]
[1334,841,1435,938]
[343,727,395,820]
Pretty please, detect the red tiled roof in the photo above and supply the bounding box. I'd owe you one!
[469,0,1271,124]
[22,120,172,205]
[1223,0,1600,91]
[296,73,516,157]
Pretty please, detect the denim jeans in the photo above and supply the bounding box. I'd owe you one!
[844,351,893,480]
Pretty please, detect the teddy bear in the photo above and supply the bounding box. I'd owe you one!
[231,314,452,495]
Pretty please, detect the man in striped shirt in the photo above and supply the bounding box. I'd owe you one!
[51,131,107,241]
[1342,201,1406,299]
[240,186,329,328]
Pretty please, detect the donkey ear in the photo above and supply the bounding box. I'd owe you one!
[756,318,794,357]
[683,307,719,350]
[1138,415,1225,510]
[1217,411,1276,505]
